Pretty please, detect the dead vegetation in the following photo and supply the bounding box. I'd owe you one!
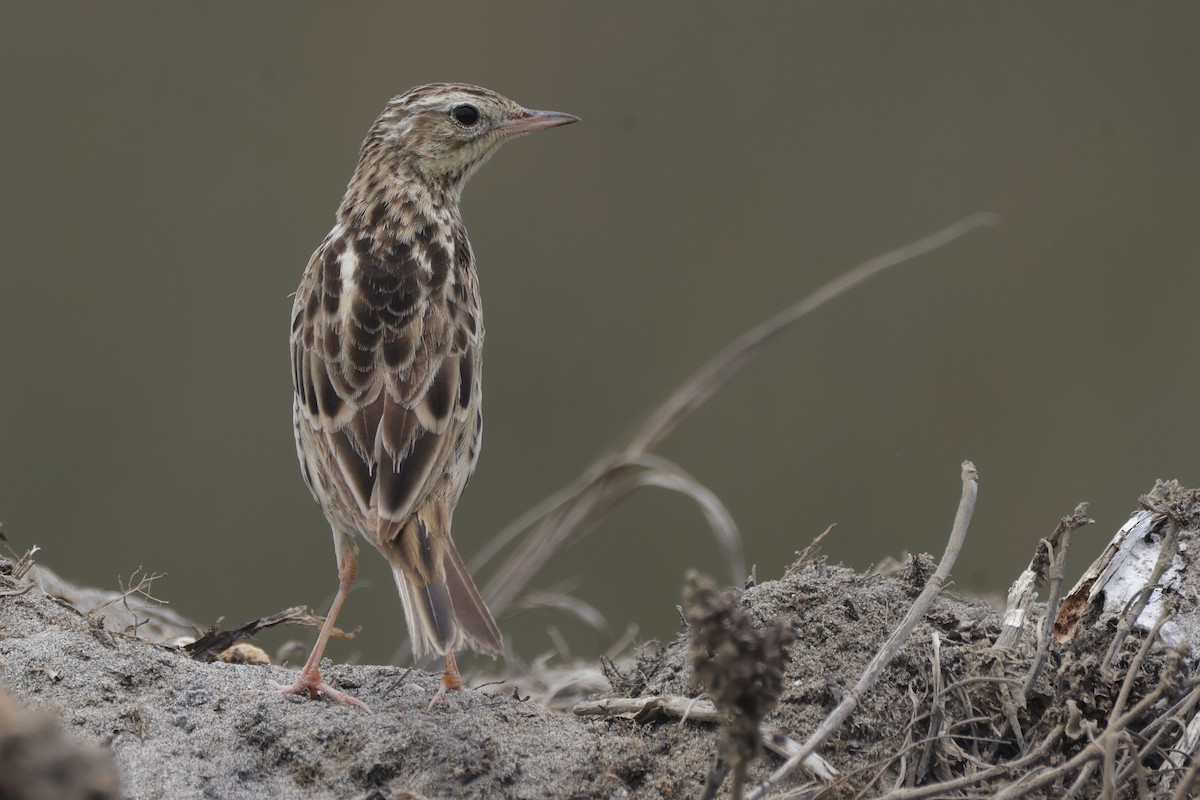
[469,214,1000,628]
[574,480,1200,799]
[4,216,1199,798]
[1,480,1198,798]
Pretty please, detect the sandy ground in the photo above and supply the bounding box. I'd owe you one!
[0,554,1001,799]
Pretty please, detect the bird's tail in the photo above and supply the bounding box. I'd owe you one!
[388,503,503,661]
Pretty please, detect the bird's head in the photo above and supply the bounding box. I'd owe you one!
[359,83,578,196]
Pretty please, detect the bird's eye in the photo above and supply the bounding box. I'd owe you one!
[451,105,480,126]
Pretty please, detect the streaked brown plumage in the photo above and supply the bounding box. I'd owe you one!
[279,83,577,708]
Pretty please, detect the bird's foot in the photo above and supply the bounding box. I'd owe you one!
[268,669,370,711]
[428,654,464,709]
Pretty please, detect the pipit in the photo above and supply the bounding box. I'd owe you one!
[282,84,577,709]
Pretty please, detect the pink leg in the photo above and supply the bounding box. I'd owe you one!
[269,551,369,711]
[442,651,463,691]
[429,651,463,708]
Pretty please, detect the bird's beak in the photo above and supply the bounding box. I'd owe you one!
[500,109,580,135]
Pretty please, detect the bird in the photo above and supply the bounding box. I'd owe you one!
[280,83,578,709]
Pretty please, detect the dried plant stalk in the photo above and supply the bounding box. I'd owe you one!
[684,572,797,799]
[475,216,999,623]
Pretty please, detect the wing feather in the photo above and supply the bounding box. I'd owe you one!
[291,225,479,546]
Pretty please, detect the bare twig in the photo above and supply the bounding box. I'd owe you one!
[184,606,348,662]
[1170,737,1200,800]
[1104,610,1169,744]
[1023,504,1092,693]
[873,726,1063,800]
[993,503,1091,655]
[1038,504,1091,654]
[747,461,979,800]
[1062,762,1098,800]
[1101,724,1118,800]
[86,568,167,634]
[915,632,943,784]
[1146,681,1200,793]
[983,505,1093,765]
[12,546,39,581]
[988,684,1178,800]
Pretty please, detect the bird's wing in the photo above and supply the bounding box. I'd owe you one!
[291,228,478,550]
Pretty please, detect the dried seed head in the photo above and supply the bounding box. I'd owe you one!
[683,571,798,767]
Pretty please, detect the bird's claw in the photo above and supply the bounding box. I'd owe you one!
[268,677,371,712]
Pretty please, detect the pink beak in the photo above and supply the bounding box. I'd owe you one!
[500,109,580,135]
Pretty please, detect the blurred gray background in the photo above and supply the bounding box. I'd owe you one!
[2,3,1198,667]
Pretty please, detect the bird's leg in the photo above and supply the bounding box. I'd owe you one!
[429,651,463,708]
[269,551,370,711]
[442,651,463,691]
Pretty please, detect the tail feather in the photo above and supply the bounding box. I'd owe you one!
[388,503,502,661]
[441,538,503,654]
[395,571,459,659]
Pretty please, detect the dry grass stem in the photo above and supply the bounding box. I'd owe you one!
[785,525,835,579]
[478,455,743,623]
[475,215,998,627]
[514,590,608,633]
